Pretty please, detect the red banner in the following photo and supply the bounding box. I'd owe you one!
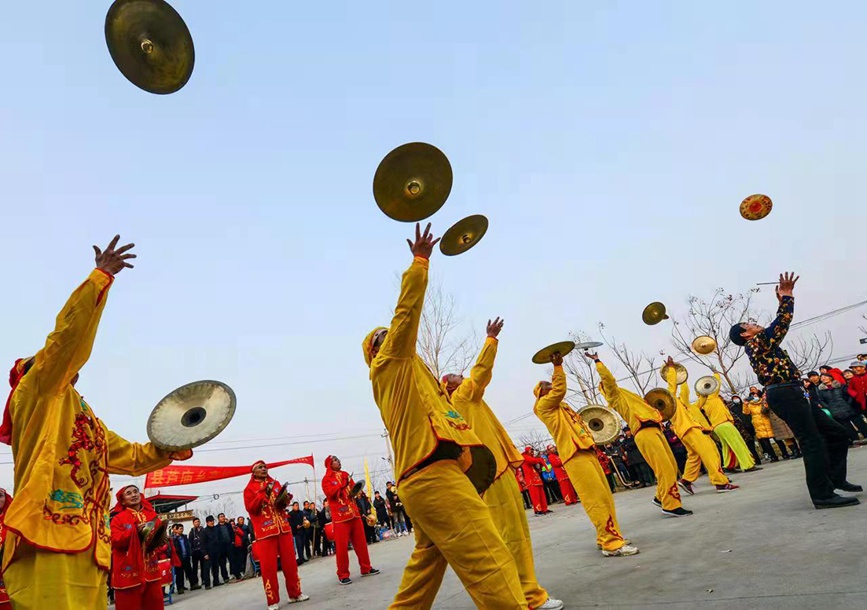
[144,456,315,489]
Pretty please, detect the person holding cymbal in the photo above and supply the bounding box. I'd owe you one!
[362,223,527,609]
[0,236,191,610]
[533,352,638,557]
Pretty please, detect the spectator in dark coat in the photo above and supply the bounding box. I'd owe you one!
[216,513,239,580]
[203,516,227,586]
[288,502,310,564]
[373,492,390,528]
[620,430,655,487]
[818,374,867,442]
[171,523,196,593]
[189,517,210,589]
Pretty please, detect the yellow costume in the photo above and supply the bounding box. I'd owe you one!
[363,257,526,610]
[596,362,682,511]
[450,337,548,609]
[3,269,175,610]
[665,369,729,486]
[533,365,628,552]
[696,374,755,470]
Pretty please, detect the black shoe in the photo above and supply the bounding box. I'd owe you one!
[743,466,763,472]
[205,585,212,590]
[651,497,662,508]
[836,482,864,493]
[814,495,860,509]
[362,568,381,576]
[191,585,202,590]
[177,590,185,595]
[339,578,352,585]
[214,581,225,587]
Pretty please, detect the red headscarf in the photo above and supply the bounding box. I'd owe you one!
[0,487,12,518]
[0,358,31,445]
[324,455,336,470]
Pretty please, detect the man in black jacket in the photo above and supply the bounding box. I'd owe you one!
[171,524,197,593]
[216,513,239,580]
[289,502,309,564]
[204,515,228,586]
[189,517,211,589]
[621,430,655,487]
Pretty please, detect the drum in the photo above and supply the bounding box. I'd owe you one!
[158,558,173,586]
[324,522,335,540]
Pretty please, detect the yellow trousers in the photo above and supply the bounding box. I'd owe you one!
[483,471,548,609]
[714,422,755,471]
[390,459,527,610]
[4,533,107,610]
[682,429,729,486]
[635,427,681,511]
[563,449,626,552]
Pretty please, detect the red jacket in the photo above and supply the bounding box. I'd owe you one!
[547,453,569,482]
[594,447,612,475]
[244,476,292,540]
[514,468,527,491]
[321,459,361,524]
[110,494,162,590]
[0,489,12,606]
[520,450,545,487]
[826,368,847,386]
[848,373,867,412]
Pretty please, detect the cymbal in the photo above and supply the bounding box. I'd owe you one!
[373,143,452,222]
[143,519,168,554]
[642,302,669,326]
[105,0,194,95]
[659,362,688,385]
[440,215,488,256]
[275,483,292,509]
[147,380,236,451]
[532,341,576,365]
[695,375,720,397]
[350,481,365,497]
[644,388,677,421]
[691,335,717,355]
[577,404,621,445]
[740,194,772,221]
[574,341,603,351]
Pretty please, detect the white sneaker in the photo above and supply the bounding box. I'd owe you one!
[287,594,310,604]
[268,605,280,610]
[601,544,639,557]
[537,597,564,609]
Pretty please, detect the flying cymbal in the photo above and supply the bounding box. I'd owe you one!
[691,335,717,355]
[373,143,453,222]
[147,380,236,451]
[695,375,720,397]
[532,341,576,365]
[644,388,677,421]
[740,194,773,221]
[659,362,688,385]
[105,0,195,95]
[642,302,670,326]
[574,341,603,351]
[440,215,488,256]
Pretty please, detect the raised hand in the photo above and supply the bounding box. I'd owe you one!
[777,272,799,298]
[487,317,504,338]
[407,223,440,260]
[584,351,600,362]
[94,235,136,275]
[551,352,564,367]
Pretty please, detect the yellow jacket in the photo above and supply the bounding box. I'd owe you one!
[533,365,595,464]
[451,338,523,480]
[364,258,495,493]
[741,400,774,439]
[696,373,734,428]
[664,368,703,438]
[596,361,662,432]
[5,269,173,571]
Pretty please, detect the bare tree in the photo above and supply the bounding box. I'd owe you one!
[786,331,834,373]
[860,313,866,335]
[416,277,477,379]
[562,331,603,406]
[517,429,552,451]
[598,323,657,394]
[670,288,762,394]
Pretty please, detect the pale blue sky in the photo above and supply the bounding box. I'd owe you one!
[1,1,865,508]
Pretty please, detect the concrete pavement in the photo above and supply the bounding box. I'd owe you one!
[162,447,867,609]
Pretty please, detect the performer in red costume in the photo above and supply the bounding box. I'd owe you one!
[0,488,12,609]
[546,446,578,505]
[243,461,309,609]
[321,456,380,585]
[110,485,164,610]
[520,447,551,515]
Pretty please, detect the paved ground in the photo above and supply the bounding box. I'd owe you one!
[159,448,867,609]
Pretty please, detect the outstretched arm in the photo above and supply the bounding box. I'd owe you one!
[463,319,504,402]
[536,362,568,414]
[105,429,176,476]
[765,273,798,347]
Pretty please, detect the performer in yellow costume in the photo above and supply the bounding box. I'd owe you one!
[662,358,737,495]
[696,372,760,473]
[533,352,638,557]
[442,318,563,610]
[587,353,690,517]
[0,236,191,610]
[362,224,527,610]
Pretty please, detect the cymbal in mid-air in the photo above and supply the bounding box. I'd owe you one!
[644,388,677,421]
[740,194,773,221]
[532,341,576,365]
[440,215,488,256]
[659,362,688,385]
[691,335,717,355]
[695,375,721,397]
[373,143,452,222]
[642,302,669,326]
[574,341,603,351]
[147,380,236,451]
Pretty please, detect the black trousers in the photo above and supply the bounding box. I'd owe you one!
[230,546,247,578]
[543,479,561,503]
[174,557,195,591]
[835,414,867,441]
[766,383,850,500]
[192,551,210,587]
[211,545,230,583]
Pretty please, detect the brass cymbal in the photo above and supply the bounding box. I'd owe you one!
[740,194,772,221]
[577,404,621,445]
[532,341,576,365]
[440,215,488,256]
[659,362,688,385]
[694,375,720,397]
[373,143,452,222]
[642,302,669,326]
[105,0,195,95]
[644,388,677,421]
[691,335,717,355]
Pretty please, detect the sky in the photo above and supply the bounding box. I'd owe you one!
[1,1,866,514]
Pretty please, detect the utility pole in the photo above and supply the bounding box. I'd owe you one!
[382,429,395,481]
